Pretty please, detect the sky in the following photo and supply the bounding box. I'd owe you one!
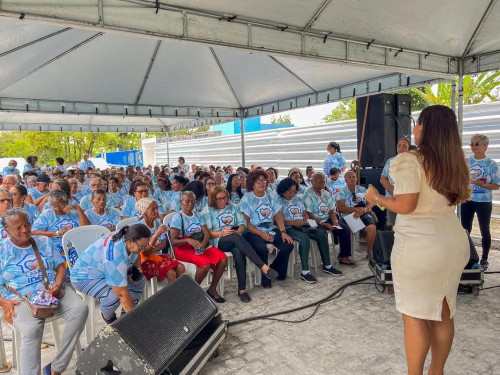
[261,101,340,127]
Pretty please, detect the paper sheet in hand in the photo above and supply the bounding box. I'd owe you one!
[343,213,366,233]
[307,219,318,228]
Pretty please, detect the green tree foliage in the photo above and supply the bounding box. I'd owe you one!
[0,132,141,165]
[322,99,357,122]
[270,114,292,124]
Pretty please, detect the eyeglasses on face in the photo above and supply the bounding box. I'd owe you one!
[135,189,148,194]
[255,179,267,184]
[0,198,13,204]
[215,196,228,201]
[206,182,216,186]
[134,240,149,251]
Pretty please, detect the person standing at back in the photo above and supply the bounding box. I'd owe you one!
[323,141,347,176]
[460,134,500,271]
[366,105,471,375]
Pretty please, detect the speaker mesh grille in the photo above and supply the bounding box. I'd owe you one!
[112,275,217,372]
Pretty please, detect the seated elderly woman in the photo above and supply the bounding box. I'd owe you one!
[79,177,119,211]
[68,178,84,202]
[277,178,342,283]
[182,181,208,214]
[84,189,121,231]
[239,170,294,288]
[134,197,184,283]
[204,186,278,302]
[39,180,79,212]
[10,184,39,224]
[0,208,88,375]
[32,190,90,271]
[71,224,150,324]
[167,176,191,213]
[121,180,165,219]
[1,175,19,192]
[0,189,13,239]
[170,191,227,303]
[226,174,244,205]
[25,175,38,189]
[265,167,280,192]
[336,170,377,257]
[327,167,346,197]
[303,172,354,267]
[107,176,125,206]
[288,168,308,195]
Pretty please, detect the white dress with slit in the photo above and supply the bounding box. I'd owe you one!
[390,152,469,321]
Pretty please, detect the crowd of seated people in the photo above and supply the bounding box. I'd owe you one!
[0,134,496,373]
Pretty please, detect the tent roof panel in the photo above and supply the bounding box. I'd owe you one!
[312,0,487,57]
[0,32,158,104]
[466,0,500,56]
[138,40,241,108]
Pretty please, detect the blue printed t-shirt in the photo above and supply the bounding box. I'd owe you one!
[467,156,500,202]
[23,203,40,224]
[23,164,41,174]
[70,233,138,287]
[28,187,49,200]
[239,192,281,232]
[74,190,85,201]
[337,186,367,217]
[230,192,241,205]
[85,208,120,229]
[169,191,183,212]
[121,195,165,217]
[203,205,246,246]
[323,153,347,175]
[79,159,94,171]
[138,218,166,254]
[303,188,335,222]
[108,190,124,206]
[0,223,8,241]
[79,193,119,211]
[278,195,306,222]
[2,167,20,178]
[170,211,205,237]
[153,189,171,205]
[381,156,395,197]
[0,236,64,300]
[327,178,346,195]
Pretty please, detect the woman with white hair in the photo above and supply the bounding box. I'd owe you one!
[461,133,500,270]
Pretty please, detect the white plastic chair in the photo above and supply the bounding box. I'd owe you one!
[62,225,111,346]
[116,216,139,230]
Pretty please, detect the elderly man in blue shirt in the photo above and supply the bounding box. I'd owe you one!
[2,160,20,178]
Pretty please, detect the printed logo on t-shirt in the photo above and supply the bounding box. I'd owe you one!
[217,212,234,227]
[286,204,302,220]
[469,165,487,193]
[254,203,272,221]
[54,218,78,232]
[317,201,329,215]
[185,222,202,235]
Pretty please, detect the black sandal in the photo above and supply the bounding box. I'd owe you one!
[207,290,226,303]
[262,267,278,280]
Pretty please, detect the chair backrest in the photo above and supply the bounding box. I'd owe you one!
[163,212,177,226]
[62,225,111,270]
[116,217,139,231]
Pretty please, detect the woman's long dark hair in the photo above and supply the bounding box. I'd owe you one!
[112,223,151,242]
[226,174,243,198]
[416,105,470,206]
[183,180,205,201]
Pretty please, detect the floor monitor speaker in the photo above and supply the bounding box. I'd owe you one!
[76,274,227,375]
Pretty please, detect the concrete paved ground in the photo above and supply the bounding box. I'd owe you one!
[1,243,499,374]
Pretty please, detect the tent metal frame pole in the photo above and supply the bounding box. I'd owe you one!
[166,131,170,166]
[450,79,456,113]
[240,119,245,168]
[457,59,465,221]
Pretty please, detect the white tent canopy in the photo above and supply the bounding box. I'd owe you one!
[0,0,499,132]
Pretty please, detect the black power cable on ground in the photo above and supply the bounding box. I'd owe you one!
[228,274,374,328]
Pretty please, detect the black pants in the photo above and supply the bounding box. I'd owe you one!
[460,201,492,261]
[325,218,352,258]
[243,231,294,286]
[218,234,265,291]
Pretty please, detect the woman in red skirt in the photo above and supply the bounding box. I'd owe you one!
[170,191,227,303]
[135,197,185,283]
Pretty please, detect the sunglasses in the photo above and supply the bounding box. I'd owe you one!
[0,198,13,204]
[470,142,482,147]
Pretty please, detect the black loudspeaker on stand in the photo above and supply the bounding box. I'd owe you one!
[76,274,227,375]
[356,93,411,168]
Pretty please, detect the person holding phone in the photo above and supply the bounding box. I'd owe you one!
[170,191,227,303]
[135,198,185,283]
[204,186,278,302]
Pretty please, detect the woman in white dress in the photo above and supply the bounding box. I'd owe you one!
[366,105,470,375]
